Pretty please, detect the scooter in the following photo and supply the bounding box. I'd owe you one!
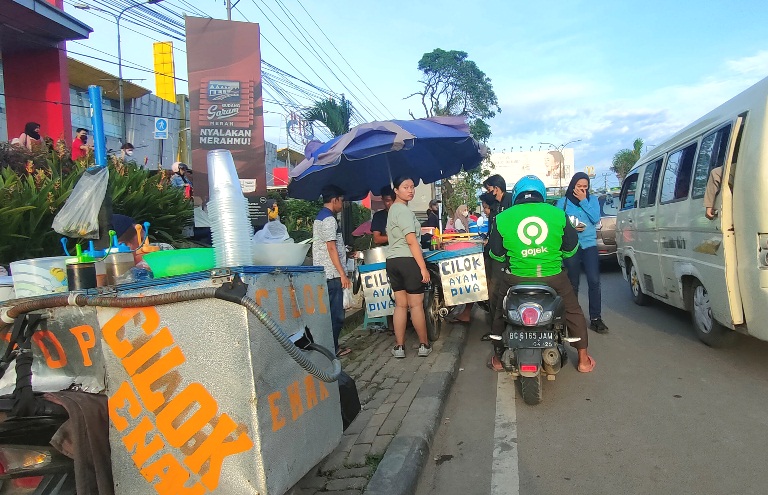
[491,284,579,405]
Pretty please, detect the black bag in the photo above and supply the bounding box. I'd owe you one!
[337,371,361,431]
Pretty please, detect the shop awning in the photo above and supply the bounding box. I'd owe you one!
[0,0,92,54]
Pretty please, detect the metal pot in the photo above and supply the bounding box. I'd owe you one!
[362,247,388,265]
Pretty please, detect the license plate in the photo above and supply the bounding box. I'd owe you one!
[507,330,556,348]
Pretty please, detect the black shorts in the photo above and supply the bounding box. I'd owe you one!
[386,257,425,294]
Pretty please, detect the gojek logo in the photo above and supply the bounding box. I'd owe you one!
[517,217,549,257]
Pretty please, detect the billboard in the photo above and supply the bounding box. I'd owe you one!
[186,17,266,201]
[491,149,575,189]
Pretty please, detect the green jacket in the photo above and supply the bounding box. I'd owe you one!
[490,201,579,278]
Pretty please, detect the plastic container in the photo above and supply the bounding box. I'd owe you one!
[0,276,14,302]
[207,149,253,267]
[252,243,310,266]
[143,248,216,278]
[10,256,69,297]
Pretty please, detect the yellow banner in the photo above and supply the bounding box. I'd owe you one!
[153,42,176,103]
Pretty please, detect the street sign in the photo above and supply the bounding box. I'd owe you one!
[154,117,169,139]
[585,165,596,178]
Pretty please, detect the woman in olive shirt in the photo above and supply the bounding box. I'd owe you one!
[385,176,432,358]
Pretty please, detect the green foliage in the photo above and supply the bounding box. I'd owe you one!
[109,161,193,245]
[411,48,500,142]
[304,96,354,137]
[0,150,192,265]
[611,138,644,182]
[0,155,81,264]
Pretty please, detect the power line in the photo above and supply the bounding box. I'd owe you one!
[270,0,390,121]
[294,0,396,119]
[253,0,378,122]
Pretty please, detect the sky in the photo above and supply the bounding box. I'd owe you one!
[63,0,768,187]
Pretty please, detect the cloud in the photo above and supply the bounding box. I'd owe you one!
[488,49,768,183]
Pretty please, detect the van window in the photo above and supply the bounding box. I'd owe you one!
[619,172,639,211]
[691,124,732,199]
[638,159,662,208]
[660,142,697,203]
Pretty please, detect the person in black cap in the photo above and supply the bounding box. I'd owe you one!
[112,214,139,251]
[424,199,441,229]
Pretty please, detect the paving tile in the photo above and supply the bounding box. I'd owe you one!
[346,443,372,467]
[333,467,371,479]
[370,434,393,456]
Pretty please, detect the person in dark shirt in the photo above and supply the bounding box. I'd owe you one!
[371,186,396,246]
[482,174,514,323]
[424,199,441,228]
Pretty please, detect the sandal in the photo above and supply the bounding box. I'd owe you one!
[336,347,352,358]
[487,355,504,372]
[480,332,492,341]
[578,355,596,373]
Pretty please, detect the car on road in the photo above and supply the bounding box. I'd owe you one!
[597,193,620,260]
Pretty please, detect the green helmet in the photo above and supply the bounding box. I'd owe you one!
[512,175,547,204]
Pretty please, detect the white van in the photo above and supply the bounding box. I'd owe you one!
[616,75,768,346]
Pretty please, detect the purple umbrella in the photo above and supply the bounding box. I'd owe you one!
[287,116,486,201]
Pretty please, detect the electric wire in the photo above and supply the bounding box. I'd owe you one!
[269,0,387,121]
[294,0,396,119]
[253,0,378,123]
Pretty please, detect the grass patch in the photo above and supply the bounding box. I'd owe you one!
[365,454,383,477]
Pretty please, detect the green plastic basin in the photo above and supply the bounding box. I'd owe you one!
[143,248,216,278]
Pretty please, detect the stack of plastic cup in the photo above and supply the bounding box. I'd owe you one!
[207,149,253,267]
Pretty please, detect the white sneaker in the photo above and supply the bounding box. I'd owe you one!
[392,345,405,358]
[418,343,432,357]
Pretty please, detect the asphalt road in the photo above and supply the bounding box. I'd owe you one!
[416,262,768,495]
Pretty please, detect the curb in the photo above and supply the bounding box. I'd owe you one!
[364,324,468,495]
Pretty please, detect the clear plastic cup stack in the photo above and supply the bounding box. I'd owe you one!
[207,149,254,267]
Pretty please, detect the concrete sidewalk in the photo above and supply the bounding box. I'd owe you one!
[288,318,468,495]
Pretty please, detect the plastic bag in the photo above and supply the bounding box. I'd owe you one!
[252,219,292,244]
[343,287,353,310]
[53,167,109,239]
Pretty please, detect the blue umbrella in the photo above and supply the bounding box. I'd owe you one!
[287,116,486,201]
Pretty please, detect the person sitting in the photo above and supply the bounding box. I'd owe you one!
[704,165,723,219]
[488,175,595,373]
[451,204,469,233]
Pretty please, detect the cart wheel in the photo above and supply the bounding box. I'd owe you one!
[424,284,442,342]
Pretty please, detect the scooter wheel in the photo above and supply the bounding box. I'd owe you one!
[519,374,543,405]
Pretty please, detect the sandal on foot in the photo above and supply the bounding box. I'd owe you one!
[578,355,596,373]
[487,355,504,372]
[336,347,352,358]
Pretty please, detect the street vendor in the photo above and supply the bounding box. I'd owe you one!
[371,186,395,246]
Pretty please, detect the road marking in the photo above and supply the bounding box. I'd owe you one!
[491,372,519,495]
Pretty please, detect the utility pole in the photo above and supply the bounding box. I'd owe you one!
[226,0,242,20]
[601,172,612,191]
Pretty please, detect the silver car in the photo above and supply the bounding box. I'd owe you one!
[597,193,620,260]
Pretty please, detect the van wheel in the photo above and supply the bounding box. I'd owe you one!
[690,281,733,347]
[628,262,649,306]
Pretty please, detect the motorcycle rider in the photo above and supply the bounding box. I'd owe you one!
[489,175,595,373]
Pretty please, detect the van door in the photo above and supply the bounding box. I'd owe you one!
[656,142,698,304]
[634,158,664,296]
[719,115,745,325]
[689,122,734,326]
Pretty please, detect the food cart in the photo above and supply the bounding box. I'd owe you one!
[358,241,488,341]
[0,266,343,495]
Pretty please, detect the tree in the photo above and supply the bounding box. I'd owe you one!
[303,96,354,137]
[408,49,500,142]
[611,138,644,182]
[408,49,499,216]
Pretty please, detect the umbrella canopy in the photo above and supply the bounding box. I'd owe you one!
[287,116,486,201]
[352,220,372,237]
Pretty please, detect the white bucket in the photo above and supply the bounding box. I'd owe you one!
[10,256,70,297]
[0,276,14,302]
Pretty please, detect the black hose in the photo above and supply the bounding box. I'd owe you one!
[3,287,341,382]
